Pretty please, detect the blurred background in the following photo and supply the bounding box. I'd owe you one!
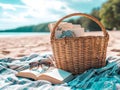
[0,0,119,33]
[0,0,120,58]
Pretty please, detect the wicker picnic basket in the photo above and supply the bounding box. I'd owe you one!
[50,13,109,75]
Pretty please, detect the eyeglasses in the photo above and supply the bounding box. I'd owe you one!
[29,60,52,71]
[29,55,55,71]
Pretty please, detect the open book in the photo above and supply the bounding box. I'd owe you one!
[16,68,74,84]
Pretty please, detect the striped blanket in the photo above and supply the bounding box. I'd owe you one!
[0,54,120,90]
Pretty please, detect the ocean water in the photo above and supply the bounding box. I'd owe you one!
[0,32,50,37]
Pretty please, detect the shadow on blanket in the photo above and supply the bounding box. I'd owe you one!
[0,54,120,90]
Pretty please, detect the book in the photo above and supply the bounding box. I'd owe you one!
[48,22,73,32]
[72,25,84,37]
[16,68,74,84]
[48,22,84,38]
[48,22,73,38]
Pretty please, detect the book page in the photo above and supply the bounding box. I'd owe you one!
[48,22,73,32]
[59,23,73,31]
[48,22,67,32]
[72,25,84,37]
[37,74,62,84]
[16,67,45,80]
[39,68,72,81]
[21,68,43,76]
[73,25,81,28]
[48,22,74,38]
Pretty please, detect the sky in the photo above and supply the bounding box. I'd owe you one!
[0,0,107,30]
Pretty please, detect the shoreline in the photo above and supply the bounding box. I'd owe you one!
[0,32,50,37]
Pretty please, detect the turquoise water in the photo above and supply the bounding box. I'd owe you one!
[0,32,50,37]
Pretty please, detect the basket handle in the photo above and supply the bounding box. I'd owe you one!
[51,13,109,40]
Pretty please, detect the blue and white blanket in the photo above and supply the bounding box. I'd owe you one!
[0,54,120,90]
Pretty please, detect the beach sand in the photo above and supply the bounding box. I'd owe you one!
[0,31,120,59]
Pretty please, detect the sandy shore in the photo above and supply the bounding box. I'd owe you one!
[0,35,52,58]
[0,31,120,59]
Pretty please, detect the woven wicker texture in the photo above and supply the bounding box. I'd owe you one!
[51,13,109,75]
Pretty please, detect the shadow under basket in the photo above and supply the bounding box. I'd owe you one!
[50,13,109,75]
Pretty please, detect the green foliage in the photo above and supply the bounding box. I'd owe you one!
[87,8,101,31]
[0,23,50,32]
[68,8,101,31]
[33,23,49,32]
[100,0,120,30]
